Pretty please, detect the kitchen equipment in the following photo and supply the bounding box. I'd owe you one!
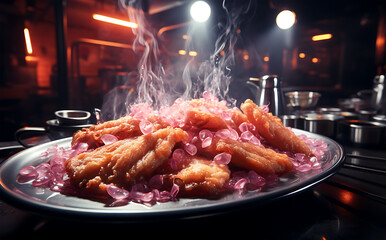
[337,120,386,148]
[55,110,91,125]
[0,129,344,221]
[373,114,386,123]
[15,110,92,148]
[371,75,385,113]
[246,75,284,116]
[317,107,342,113]
[281,114,303,129]
[302,113,343,138]
[285,91,321,110]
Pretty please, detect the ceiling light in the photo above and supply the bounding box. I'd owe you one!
[190,1,211,23]
[276,10,296,30]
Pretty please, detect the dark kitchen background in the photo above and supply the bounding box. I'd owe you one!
[0,0,385,141]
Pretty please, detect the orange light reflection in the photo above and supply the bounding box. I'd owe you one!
[92,14,138,28]
[312,33,332,41]
[24,28,33,54]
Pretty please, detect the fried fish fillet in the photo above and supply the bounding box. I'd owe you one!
[240,99,314,156]
[65,127,189,195]
[215,138,294,176]
[71,114,169,149]
[183,100,248,131]
[170,156,230,197]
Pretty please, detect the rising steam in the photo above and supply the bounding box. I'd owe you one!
[103,0,249,120]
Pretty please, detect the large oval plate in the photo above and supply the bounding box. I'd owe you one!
[0,129,344,221]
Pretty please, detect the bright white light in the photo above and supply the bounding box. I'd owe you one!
[276,10,296,29]
[190,1,211,23]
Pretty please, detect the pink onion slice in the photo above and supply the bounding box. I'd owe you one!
[199,129,213,141]
[170,183,179,198]
[106,185,130,200]
[148,174,164,189]
[234,178,248,190]
[213,153,232,165]
[184,143,197,156]
[229,129,239,141]
[201,137,213,148]
[215,129,231,139]
[247,170,266,187]
[240,131,254,141]
[101,134,119,145]
[139,120,154,135]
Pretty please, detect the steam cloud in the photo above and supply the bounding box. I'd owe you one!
[102,0,249,120]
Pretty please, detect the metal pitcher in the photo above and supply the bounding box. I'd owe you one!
[371,75,385,113]
[246,75,284,116]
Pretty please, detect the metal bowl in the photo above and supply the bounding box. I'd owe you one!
[301,113,344,138]
[337,120,386,147]
[285,91,321,109]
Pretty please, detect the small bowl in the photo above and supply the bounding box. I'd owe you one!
[301,113,343,138]
[281,115,304,129]
[285,91,321,109]
[337,120,386,148]
[55,110,91,125]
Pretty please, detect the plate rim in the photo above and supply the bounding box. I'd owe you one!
[0,129,345,221]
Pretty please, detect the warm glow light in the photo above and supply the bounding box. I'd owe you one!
[92,14,138,28]
[24,28,33,54]
[189,51,198,56]
[25,56,38,61]
[312,57,319,63]
[190,1,211,23]
[312,33,332,41]
[276,10,296,30]
[182,35,190,40]
[299,53,306,58]
[243,55,249,60]
[178,50,186,55]
[263,56,270,62]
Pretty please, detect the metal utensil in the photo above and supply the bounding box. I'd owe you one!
[302,113,343,138]
[246,75,284,116]
[337,120,386,147]
[285,91,321,109]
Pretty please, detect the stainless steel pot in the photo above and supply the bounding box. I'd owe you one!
[302,113,343,138]
[281,115,303,129]
[337,120,386,147]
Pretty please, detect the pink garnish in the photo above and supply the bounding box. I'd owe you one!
[234,178,248,189]
[101,134,118,145]
[199,129,213,141]
[170,183,179,198]
[201,137,213,148]
[148,174,164,189]
[199,129,213,148]
[221,110,232,121]
[17,166,38,183]
[213,153,232,165]
[184,143,197,156]
[240,131,254,141]
[215,129,231,139]
[247,171,266,187]
[139,120,154,135]
[106,185,130,200]
[172,148,185,162]
[261,104,269,113]
[229,129,239,141]
[297,163,312,172]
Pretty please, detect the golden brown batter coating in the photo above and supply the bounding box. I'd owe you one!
[241,99,314,156]
[170,156,230,197]
[65,127,189,195]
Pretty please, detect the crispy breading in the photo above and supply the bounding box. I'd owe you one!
[241,99,314,156]
[170,156,230,197]
[65,127,189,195]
